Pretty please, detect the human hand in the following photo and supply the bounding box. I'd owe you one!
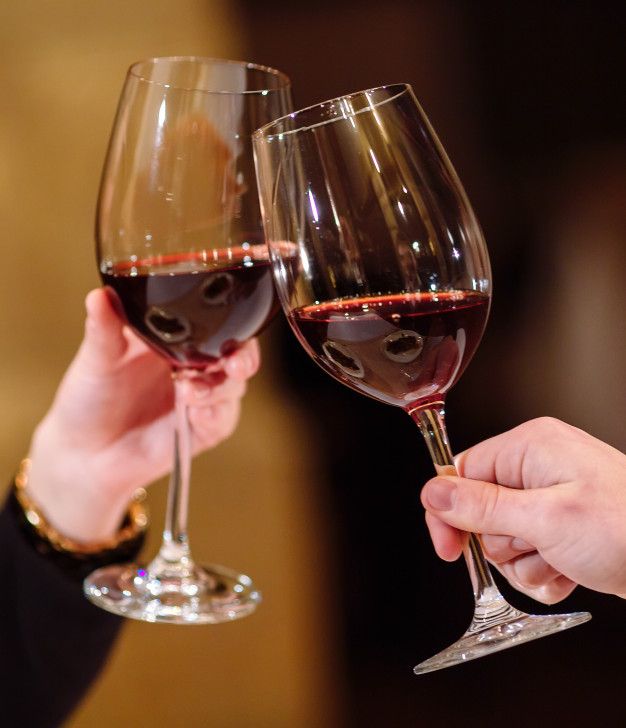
[26,288,260,543]
[420,417,626,603]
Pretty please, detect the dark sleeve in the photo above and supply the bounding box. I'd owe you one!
[0,492,132,728]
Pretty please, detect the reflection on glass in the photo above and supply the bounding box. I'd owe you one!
[254,83,590,672]
[84,57,292,624]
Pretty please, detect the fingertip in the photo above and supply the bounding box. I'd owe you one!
[81,287,128,363]
[421,477,457,512]
[425,512,464,562]
[85,287,124,326]
[224,339,261,380]
[84,288,105,318]
[539,576,577,604]
[247,337,261,370]
[499,570,577,605]
[84,290,106,338]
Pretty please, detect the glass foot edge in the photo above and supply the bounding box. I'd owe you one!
[84,562,261,624]
[414,611,592,675]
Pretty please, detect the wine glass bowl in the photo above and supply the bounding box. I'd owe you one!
[253,84,590,670]
[84,57,292,624]
[254,84,492,413]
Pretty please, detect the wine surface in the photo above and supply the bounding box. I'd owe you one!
[290,291,489,409]
[102,248,277,368]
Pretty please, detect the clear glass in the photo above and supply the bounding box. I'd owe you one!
[84,56,292,624]
[253,84,590,670]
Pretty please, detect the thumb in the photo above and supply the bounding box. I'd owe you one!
[421,476,547,544]
[78,287,129,370]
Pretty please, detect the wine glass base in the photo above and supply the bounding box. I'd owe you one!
[414,610,591,675]
[84,562,261,625]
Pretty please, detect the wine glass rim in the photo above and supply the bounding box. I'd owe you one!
[253,83,411,140]
[127,55,291,95]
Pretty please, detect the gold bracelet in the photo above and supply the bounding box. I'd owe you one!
[14,458,148,555]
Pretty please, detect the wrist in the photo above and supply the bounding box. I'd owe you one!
[27,420,140,543]
[14,458,148,553]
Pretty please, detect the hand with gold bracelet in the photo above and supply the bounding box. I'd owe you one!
[16,287,260,560]
[2,284,260,728]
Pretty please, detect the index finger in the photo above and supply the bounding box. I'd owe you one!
[455,417,599,491]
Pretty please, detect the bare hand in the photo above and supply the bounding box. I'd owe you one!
[26,288,260,543]
[421,417,626,603]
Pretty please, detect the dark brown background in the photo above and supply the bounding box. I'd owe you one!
[242,1,626,726]
[0,1,623,726]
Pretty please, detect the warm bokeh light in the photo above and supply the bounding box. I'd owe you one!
[1,1,624,726]
[0,2,344,726]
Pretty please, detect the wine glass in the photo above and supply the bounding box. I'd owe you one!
[253,84,591,671]
[83,57,292,624]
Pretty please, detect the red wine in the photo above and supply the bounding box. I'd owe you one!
[290,291,490,409]
[101,248,278,369]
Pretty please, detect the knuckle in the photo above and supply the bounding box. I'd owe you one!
[523,416,565,439]
[534,415,563,430]
[475,483,501,531]
[536,488,581,532]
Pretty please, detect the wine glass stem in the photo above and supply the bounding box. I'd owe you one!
[155,371,193,569]
[409,402,498,602]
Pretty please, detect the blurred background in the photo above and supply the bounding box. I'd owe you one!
[0,1,624,726]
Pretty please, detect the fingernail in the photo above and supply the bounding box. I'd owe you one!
[425,478,457,511]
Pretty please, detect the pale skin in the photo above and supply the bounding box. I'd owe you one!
[421,417,626,603]
[26,287,260,544]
